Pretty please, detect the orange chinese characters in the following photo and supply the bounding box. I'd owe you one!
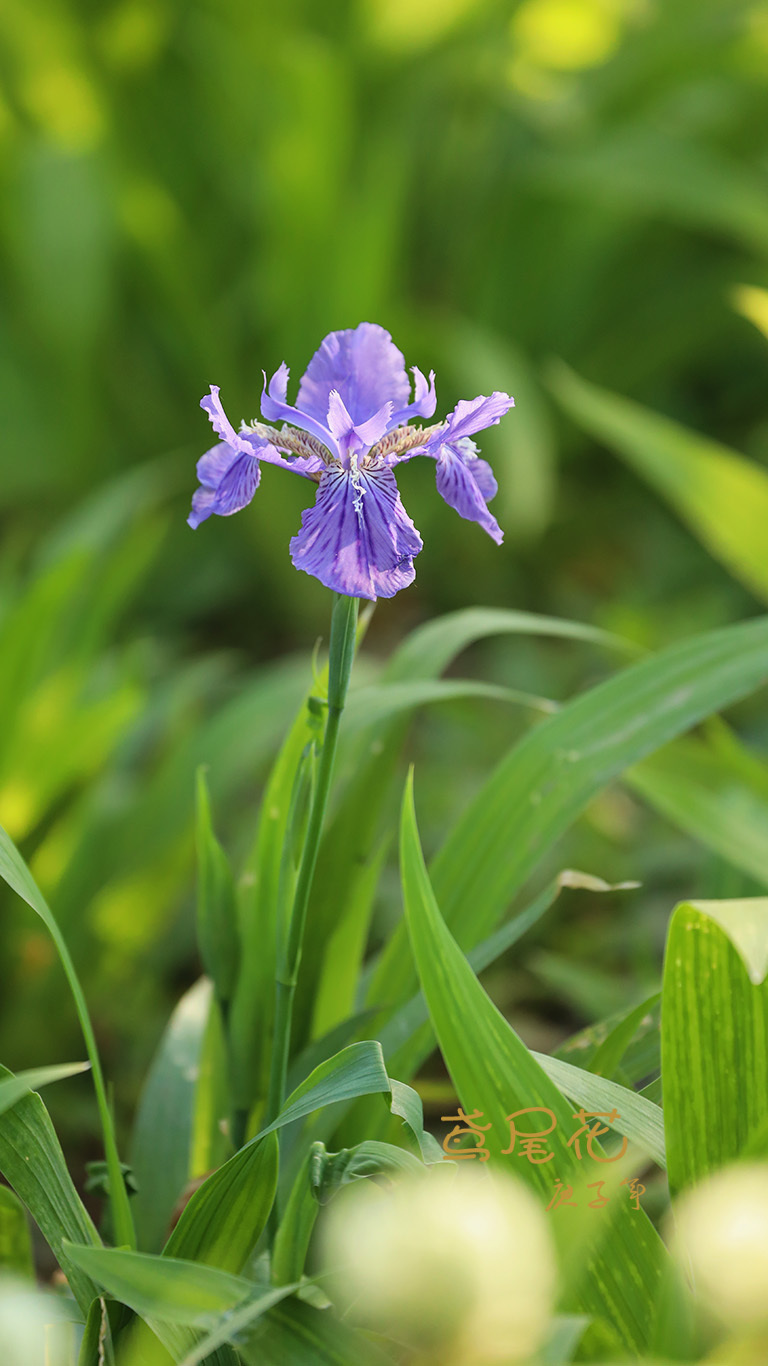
[621,1177,646,1210]
[566,1108,628,1162]
[546,1178,577,1211]
[502,1107,557,1164]
[441,1108,492,1162]
[586,1180,609,1209]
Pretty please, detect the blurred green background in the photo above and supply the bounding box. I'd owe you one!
[3,0,768,1154]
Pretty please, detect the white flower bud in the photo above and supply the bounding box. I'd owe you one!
[671,1163,768,1330]
[319,1165,557,1363]
[0,1278,71,1366]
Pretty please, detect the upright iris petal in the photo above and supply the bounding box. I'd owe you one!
[297,323,411,427]
[188,324,514,598]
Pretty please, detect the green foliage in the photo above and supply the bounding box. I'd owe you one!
[662,899,768,1194]
[550,361,768,605]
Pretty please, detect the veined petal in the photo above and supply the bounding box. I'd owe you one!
[187,450,261,528]
[261,369,340,458]
[433,446,503,544]
[297,323,411,427]
[289,463,422,600]
[197,441,237,488]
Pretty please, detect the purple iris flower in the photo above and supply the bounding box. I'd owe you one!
[188,323,514,600]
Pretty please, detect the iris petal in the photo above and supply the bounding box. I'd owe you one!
[297,323,411,427]
[290,463,422,599]
[434,447,503,544]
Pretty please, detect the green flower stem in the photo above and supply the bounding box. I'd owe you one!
[265,593,360,1132]
[46,917,135,1249]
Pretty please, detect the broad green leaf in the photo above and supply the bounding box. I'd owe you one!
[286,1011,381,1097]
[256,1041,390,1142]
[310,842,388,1040]
[229,682,324,1116]
[0,1186,34,1277]
[242,1296,392,1365]
[539,1314,590,1365]
[272,1144,324,1288]
[295,606,630,1049]
[230,612,370,1110]
[628,734,768,891]
[163,1131,278,1273]
[556,998,661,1089]
[168,1042,389,1279]
[399,775,667,1354]
[176,1284,301,1366]
[0,1066,101,1314]
[549,360,768,603]
[662,898,768,1194]
[587,993,661,1082]
[532,1053,665,1168]
[388,1080,443,1163]
[0,1062,91,1116]
[77,1297,115,1366]
[343,678,556,731]
[195,768,239,1009]
[386,607,632,682]
[0,823,135,1247]
[324,876,644,1150]
[372,615,768,1079]
[63,1242,252,1325]
[131,978,213,1253]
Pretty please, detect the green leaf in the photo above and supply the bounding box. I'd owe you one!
[166,1042,389,1279]
[344,678,556,731]
[195,768,239,1008]
[549,360,768,603]
[0,823,135,1247]
[272,1143,324,1288]
[295,606,630,1050]
[532,1053,665,1168]
[539,1314,591,1365]
[63,1242,252,1325]
[662,898,768,1194]
[388,1080,443,1163]
[176,1283,301,1366]
[0,1186,34,1277]
[628,732,768,890]
[0,1066,101,1313]
[556,998,661,1089]
[587,993,661,1082]
[386,607,632,682]
[241,1296,392,1365]
[257,1042,390,1142]
[398,774,668,1355]
[229,680,326,1115]
[372,614,768,1078]
[163,1131,278,1273]
[0,1062,91,1116]
[131,978,214,1253]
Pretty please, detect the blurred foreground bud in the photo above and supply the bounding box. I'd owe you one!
[319,1165,556,1363]
[672,1163,768,1331]
[0,1277,71,1366]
